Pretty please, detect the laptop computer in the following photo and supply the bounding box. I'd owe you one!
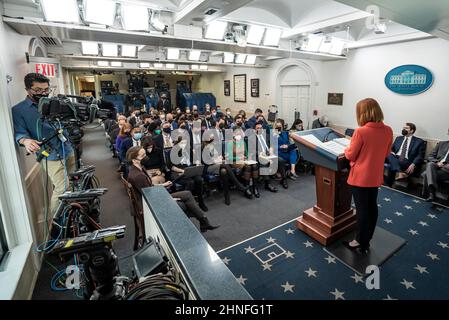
[172,165,205,183]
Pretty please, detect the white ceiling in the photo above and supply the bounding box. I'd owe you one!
[1,0,441,71]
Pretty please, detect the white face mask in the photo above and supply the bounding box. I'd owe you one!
[235,135,242,141]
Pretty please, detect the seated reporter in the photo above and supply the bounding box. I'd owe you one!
[126,146,219,233]
[254,121,287,190]
[274,118,299,180]
[289,119,304,131]
[385,122,425,187]
[168,137,208,212]
[141,136,166,185]
[225,127,260,198]
[203,133,252,205]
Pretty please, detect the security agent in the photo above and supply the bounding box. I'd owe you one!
[12,73,75,213]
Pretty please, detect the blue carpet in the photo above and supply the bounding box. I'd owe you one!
[217,187,449,300]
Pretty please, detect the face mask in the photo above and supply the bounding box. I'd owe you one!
[236,122,242,127]
[219,123,225,129]
[154,129,161,135]
[134,133,142,140]
[235,135,242,141]
[140,156,151,166]
[276,126,282,131]
[163,127,171,134]
[227,112,231,115]
[212,112,217,116]
[401,129,409,136]
[147,147,153,153]
[31,93,49,103]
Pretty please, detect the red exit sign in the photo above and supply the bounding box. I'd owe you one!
[35,63,57,77]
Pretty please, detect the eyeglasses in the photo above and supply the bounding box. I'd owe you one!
[30,87,50,94]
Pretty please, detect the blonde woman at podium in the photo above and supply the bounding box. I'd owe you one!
[343,98,393,254]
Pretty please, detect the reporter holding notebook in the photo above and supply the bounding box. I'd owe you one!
[343,98,393,254]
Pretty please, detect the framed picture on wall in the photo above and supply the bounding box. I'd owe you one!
[251,78,259,97]
[328,93,343,105]
[224,80,231,96]
[234,74,246,102]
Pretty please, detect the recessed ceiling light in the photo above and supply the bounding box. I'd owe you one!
[246,25,265,45]
[199,65,208,70]
[97,61,109,67]
[223,52,234,63]
[102,43,118,57]
[122,3,149,31]
[84,0,116,26]
[166,63,175,69]
[245,54,256,64]
[235,54,246,64]
[205,20,228,40]
[191,65,199,70]
[188,50,201,61]
[111,61,122,67]
[82,42,98,55]
[140,62,150,68]
[41,0,80,23]
[167,48,180,60]
[121,45,137,57]
[263,28,282,46]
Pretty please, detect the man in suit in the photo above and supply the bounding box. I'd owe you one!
[422,130,449,201]
[246,108,264,130]
[385,123,425,187]
[254,121,287,190]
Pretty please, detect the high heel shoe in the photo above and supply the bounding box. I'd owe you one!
[343,240,369,254]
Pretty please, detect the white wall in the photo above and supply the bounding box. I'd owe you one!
[198,58,324,126]
[319,37,449,141]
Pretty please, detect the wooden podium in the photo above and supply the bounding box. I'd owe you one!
[291,128,357,246]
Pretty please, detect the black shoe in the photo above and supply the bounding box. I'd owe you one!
[281,178,288,189]
[224,191,231,206]
[200,218,220,232]
[356,247,369,255]
[243,187,253,199]
[265,182,278,193]
[253,185,260,198]
[425,193,435,202]
[199,201,209,212]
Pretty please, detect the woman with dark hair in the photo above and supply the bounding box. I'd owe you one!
[343,98,393,253]
[275,118,299,179]
[126,146,219,233]
[289,119,304,131]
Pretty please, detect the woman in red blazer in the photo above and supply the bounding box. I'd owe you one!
[343,98,393,253]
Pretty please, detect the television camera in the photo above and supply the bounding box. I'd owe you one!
[34,95,116,166]
[49,226,188,300]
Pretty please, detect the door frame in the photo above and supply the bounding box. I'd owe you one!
[275,61,316,129]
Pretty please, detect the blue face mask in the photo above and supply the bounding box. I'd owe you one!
[134,133,142,140]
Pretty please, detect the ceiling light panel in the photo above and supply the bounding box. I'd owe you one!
[223,52,234,63]
[82,42,98,55]
[166,63,175,69]
[191,65,199,70]
[154,63,164,68]
[97,61,109,67]
[188,50,201,61]
[122,3,149,31]
[167,48,180,60]
[41,0,80,23]
[205,21,228,40]
[102,43,118,56]
[245,54,257,64]
[121,45,137,57]
[199,65,208,70]
[235,54,246,64]
[140,62,150,68]
[84,0,116,26]
[111,61,122,67]
[246,25,265,45]
[263,28,282,46]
